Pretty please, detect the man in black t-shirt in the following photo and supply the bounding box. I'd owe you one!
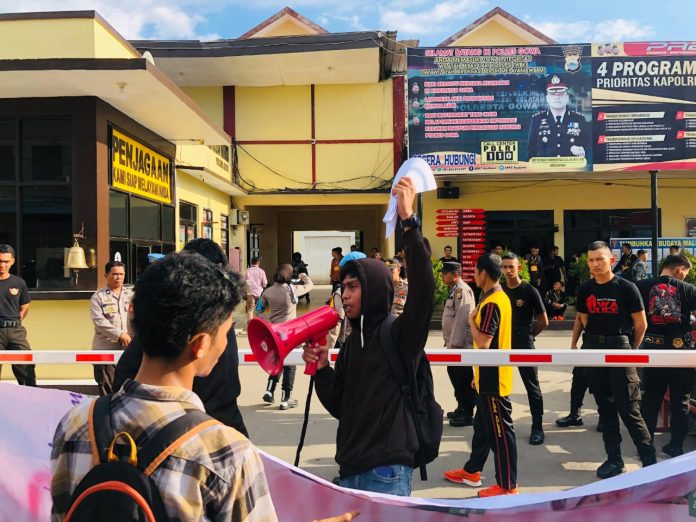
[613,242,638,282]
[544,246,566,287]
[0,244,36,386]
[638,254,696,458]
[501,253,549,445]
[525,246,544,291]
[576,241,655,479]
[439,245,460,264]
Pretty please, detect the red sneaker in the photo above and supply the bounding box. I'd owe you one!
[443,469,482,486]
[477,484,519,497]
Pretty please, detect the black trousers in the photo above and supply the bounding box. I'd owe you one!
[512,337,544,424]
[447,365,477,417]
[0,326,36,386]
[464,394,517,490]
[586,365,654,462]
[569,367,590,414]
[518,366,544,425]
[641,366,696,449]
[268,365,297,393]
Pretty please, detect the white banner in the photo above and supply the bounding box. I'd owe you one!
[2,384,696,521]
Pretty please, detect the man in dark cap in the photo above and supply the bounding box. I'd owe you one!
[527,74,590,160]
[440,261,477,427]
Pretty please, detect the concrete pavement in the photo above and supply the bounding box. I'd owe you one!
[237,285,694,498]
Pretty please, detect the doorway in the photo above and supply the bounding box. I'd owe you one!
[485,210,554,257]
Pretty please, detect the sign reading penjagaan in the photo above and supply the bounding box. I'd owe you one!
[111,129,172,204]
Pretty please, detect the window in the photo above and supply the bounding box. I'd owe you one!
[21,119,72,182]
[130,196,160,240]
[220,214,229,259]
[179,201,197,246]
[202,208,213,239]
[162,206,175,243]
[21,186,72,288]
[0,120,15,182]
[109,190,128,238]
[0,117,72,287]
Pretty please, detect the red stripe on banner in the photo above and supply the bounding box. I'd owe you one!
[426,353,461,363]
[76,354,115,362]
[244,354,257,363]
[0,353,32,362]
[510,354,553,363]
[605,354,650,364]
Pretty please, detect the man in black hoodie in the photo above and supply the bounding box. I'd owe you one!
[112,239,248,437]
[303,177,434,496]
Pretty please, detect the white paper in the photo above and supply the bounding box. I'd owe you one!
[383,157,437,238]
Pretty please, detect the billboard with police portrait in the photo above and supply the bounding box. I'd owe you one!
[408,41,696,174]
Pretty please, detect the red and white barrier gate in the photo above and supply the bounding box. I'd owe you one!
[2,349,695,367]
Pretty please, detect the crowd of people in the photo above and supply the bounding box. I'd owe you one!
[1,190,695,517]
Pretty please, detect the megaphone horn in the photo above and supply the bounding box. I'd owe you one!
[248,306,340,376]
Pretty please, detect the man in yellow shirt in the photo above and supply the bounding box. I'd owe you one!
[444,253,518,497]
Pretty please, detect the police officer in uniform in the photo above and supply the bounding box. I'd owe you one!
[441,261,477,427]
[501,253,549,444]
[0,244,36,386]
[638,254,696,458]
[386,258,408,316]
[527,74,590,161]
[576,241,656,478]
[90,261,133,395]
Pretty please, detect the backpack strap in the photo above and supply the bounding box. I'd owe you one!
[89,395,114,465]
[138,409,220,477]
[378,315,428,480]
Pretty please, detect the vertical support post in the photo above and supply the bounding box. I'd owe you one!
[650,170,659,276]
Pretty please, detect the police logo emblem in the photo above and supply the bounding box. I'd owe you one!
[673,338,685,348]
[455,289,463,299]
[9,288,19,296]
[563,45,583,74]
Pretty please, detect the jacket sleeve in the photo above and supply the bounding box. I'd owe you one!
[294,275,314,297]
[314,345,347,419]
[90,293,122,342]
[449,286,474,348]
[394,227,435,360]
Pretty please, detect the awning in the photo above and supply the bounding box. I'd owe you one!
[132,32,399,87]
[0,58,230,145]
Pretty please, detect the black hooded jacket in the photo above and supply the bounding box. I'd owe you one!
[314,227,434,477]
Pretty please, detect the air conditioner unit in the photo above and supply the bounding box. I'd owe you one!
[229,209,250,226]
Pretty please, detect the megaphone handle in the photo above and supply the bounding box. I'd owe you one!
[304,335,328,376]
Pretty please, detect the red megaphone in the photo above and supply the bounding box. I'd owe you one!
[248,306,340,376]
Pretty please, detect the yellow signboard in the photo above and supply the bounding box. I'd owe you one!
[111,129,172,204]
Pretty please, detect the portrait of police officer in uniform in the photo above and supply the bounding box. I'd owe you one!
[527,74,590,161]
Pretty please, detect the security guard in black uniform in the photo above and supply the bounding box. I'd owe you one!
[638,254,696,458]
[527,74,590,160]
[576,241,656,479]
[501,253,549,444]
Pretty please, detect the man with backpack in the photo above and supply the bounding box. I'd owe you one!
[50,252,278,521]
[303,176,438,496]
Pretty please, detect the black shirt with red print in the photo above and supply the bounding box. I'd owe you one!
[576,276,644,336]
[0,275,30,320]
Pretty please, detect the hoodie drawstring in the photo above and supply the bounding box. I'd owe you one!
[360,315,365,349]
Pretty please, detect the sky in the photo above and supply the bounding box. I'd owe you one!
[1,0,694,45]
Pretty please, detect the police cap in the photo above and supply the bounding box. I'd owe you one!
[439,261,462,274]
[546,74,568,94]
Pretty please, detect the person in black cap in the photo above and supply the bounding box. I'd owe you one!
[440,261,477,427]
[527,74,590,160]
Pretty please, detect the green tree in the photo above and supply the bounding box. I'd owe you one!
[432,258,450,305]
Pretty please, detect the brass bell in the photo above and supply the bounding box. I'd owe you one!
[66,238,89,270]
